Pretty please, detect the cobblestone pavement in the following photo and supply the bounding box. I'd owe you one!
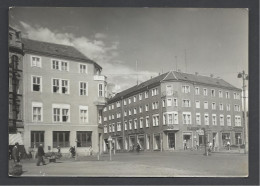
[15,150,248,177]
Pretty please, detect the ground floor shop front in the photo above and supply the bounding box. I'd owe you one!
[102,126,244,152]
[23,123,102,156]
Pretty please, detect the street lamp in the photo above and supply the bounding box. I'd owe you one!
[237,70,248,154]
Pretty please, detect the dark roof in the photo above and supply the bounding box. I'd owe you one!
[108,71,240,103]
[22,38,102,70]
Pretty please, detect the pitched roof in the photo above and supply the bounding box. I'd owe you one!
[108,71,240,103]
[22,38,102,70]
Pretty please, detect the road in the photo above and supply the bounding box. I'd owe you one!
[15,150,248,177]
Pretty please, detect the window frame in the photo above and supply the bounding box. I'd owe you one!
[31,55,42,68]
[32,102,43,122]
[31,75,42,92]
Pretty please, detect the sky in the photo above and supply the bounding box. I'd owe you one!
[9,7,248,94]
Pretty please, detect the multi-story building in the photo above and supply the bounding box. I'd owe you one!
[22,38,107,155]
[8,27,24,139]
[102,71,243,152]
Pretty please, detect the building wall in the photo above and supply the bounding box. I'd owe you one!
[23,52,106,155]
[102,75,243,152]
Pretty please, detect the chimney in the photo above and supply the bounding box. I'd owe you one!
[195,72,199,75]
[210,74,214,78]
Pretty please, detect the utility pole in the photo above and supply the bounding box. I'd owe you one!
[237,70,248,154]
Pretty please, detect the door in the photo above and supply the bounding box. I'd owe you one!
[168,133,175,149]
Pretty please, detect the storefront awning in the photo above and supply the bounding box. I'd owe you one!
[9,133,23,145]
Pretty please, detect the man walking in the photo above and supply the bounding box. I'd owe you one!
[12,142,20,164]
[36,144,46,166]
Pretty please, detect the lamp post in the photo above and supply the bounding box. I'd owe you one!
[237,71,248,154]
[108,136,112,161]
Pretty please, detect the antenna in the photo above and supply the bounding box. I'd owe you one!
[136,60,138,85]
[175,56,178,71]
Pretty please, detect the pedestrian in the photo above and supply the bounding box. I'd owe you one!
[57,146,61,153]
[36,144,46,166]
[89,146,93,156]
[12,142,20,164]
[69,146,75,158]
[227,141,230,150]
[196,141,199,150]
[136,143,141,153]
[183,139,187,150]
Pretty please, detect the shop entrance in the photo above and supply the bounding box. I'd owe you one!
[129,136,135,151]
[103,139,109,152]
[116,138,123,150]
[183,133,192,149]
[222,133,231,146]
[154,134,161,150]
[146,135,150,150]
[137,135,145,150]
[168,133,175,149]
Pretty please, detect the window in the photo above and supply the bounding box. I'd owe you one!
[79,64,87,73]
[52,60,60,70]
[129,120,132,130]
[116,112,121,118]
[79,106,88,123]
[166,85,173,95]
[203,88,208,96]
[173,98,178,106]
[227,115,231,126]
[134,108,137,114]
[128,98,131,104]
[31,56,41,67]
[109,124,112,132]
[53,131,70,148]
[182,99,191,107]
[133,96,137,102]
[195,101,200,108]
[168,114,173,124]
[52,104,70,122]
[234,105,241,112]
[234,92,240,100]
[226,104,231,111]
[219,90,223,98]
[152,115,159,126]
[98,84,104,97]
[31,131,44,148]
[212,114,217,125]
[139,93,142,100]
[212,102,216,110]
[182,85,190,93]
[104,125,108,133]
[79,82,88,96]
[112,114,114,119]
[61,61,69,71]
[139,106,143,113]
[226,91,230,99]
[76,131,92,147]
[117,122,121,131]
[204,114,209,125]
[124,110,127,117]
[145,104,149,111]
[195,87,200,95]
[182,112,191,124]
[204,101,208,109]
[32,102,43,122]
[140,118,143,128]
[134,119,138,129]
[124,121,128,130]
[108,115,111,120]
[167,98,172,107]
[112,104,114,109]
[173,113,178,124]
[104,116,107,121]
[163,114,167,125]
[146,116,150,127]
[152,88,158,96]
[211,89,215,97]
[112,123,115,132]
[219,103,224,110]
[129,109,132,116]
[52,79,69,94]
[123,99,127,105]
[196,113,201,125]
[162,99,166,107]
[116,101,121,108]
[235,116,241,126]
[220,115,224,126]
[108,105,111,110]
[145,91,149,98]
[104,107,107,112]
[32,76,42,92]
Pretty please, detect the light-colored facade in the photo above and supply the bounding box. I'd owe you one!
[102,71,243,152]
[22,39,107,156]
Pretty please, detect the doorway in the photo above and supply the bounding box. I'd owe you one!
[168,133,175,149]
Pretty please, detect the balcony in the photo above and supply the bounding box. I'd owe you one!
[162,124,180,131]
[161,91,178,97]
[94,75,106,81]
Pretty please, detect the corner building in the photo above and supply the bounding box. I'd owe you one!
[22,39,107,155]
[102,71,243,152]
